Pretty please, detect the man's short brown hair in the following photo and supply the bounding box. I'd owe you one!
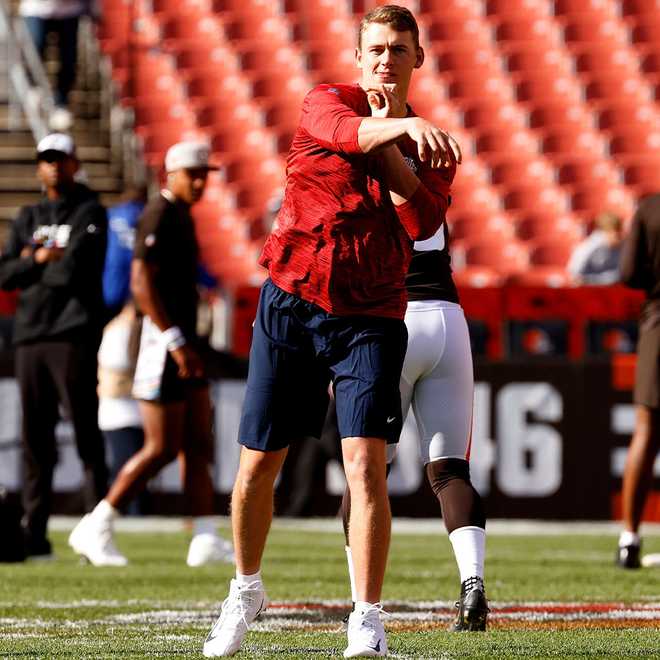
[358,4,420,50]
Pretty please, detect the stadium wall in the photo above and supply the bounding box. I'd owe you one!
[0,356,656,521]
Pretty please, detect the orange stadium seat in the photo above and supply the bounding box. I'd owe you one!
[185,72,253,105]
[503,186,568,215]
[515,76,583,106]
[529,239,575,267]
[529,104,593,132]
[427,18,493,43]
[475,130,539,157]
[621,0,660,14]
[486,0,550,17]
[571,185,636,218]
[435,46,502,74]
[504,46,572,76]
[509,267,572,287]
[622,157,660,193]
[515,213,584,242]
[597,103,660,132]
[418,0,483,17]
[463,103,527,132]
[449,213,516,242]
[585,77,653,105]
[556,158,621,187]
[610,131,660,156]
[453,266,506,288]
[490,159,555,187]
[465,239,529,275]
[448,74,514,104]
[640,51,660,74]
[630,21,660,45]
[542,130,607,157]
[562,17,629,46]
[494,17,561,44]
[174,45,238,73]
[553,0,619,14]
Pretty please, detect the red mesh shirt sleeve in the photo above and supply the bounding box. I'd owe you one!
[300,85,364,155]
[395,160,456,241]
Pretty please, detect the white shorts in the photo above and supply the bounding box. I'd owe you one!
[389,300,474,465]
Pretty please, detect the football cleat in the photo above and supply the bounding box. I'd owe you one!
[68,514,128,567]
[452,576,489,632]
[344,602,388,658]
[187,533,235,567]
[203,579,268,657]
[616,543,641,569]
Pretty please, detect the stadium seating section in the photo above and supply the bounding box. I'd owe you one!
[97,0,660,292]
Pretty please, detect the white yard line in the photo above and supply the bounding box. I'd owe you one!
[48,516,660,536]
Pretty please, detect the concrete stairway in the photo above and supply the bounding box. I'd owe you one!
[0,14,127,244]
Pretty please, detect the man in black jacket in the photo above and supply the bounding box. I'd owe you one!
[0,133,109,559]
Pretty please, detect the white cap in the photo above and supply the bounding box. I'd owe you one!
[36,133,76,158]
[164,141,219,173]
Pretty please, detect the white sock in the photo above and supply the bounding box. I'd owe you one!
[192,516,217,537]
[345,546,357,603]
[91,499,119,524]
[236,570,261,586]
[619,530,640,547]
[354,600,379,614]
[449,525,486,584]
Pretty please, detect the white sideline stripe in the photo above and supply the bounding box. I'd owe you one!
[48,516,660,536]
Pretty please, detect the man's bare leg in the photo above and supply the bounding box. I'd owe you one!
[106,400,185,509]
[232,446,288,575]
[622,406,660,532]
[341,436,390,603]
[69,401,185,565]
[180,385,214,516]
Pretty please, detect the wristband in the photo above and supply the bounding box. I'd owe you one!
[162,326,187,352]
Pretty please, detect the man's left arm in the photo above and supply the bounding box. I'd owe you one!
[41,202,108,287]
[380,146,455,241]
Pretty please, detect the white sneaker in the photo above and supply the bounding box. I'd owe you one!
[49,106,73,131]
[344,603,388,658]
[187,533,235,567]
[68,514,128,567]
[203,579,268,657]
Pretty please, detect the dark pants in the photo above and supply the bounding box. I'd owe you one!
[23,15,79,106]
[103,427,146,516]
[16,339,108,544]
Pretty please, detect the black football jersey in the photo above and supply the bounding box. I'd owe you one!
[405,223,459,304]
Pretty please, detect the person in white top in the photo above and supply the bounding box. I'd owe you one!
[97,304,145,516]
[567,212,624,285]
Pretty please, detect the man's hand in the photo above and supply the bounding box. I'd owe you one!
[170,345,204,379]
[405,117,462,169]
[367,84,407,118]
[33,246,64,264]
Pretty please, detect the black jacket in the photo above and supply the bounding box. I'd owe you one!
[0,184,108,344]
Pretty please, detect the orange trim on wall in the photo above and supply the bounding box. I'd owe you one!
[611,491,660,522]
[611,353,636,391]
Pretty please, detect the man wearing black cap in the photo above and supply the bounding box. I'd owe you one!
[0,133,109,559]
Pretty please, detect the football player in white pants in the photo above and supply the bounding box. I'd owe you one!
[343,225,489,632]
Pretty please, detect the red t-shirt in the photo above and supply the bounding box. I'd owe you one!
[259,83,455,319]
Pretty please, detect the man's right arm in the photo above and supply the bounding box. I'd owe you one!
[0,208,44,290]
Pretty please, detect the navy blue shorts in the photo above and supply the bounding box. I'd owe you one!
[238,280,408,451]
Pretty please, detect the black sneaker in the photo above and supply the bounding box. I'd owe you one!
[24,535,54,561]
[452,576,489,632]
[616,544,641,569]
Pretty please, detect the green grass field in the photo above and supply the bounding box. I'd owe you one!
[1,521,659,659]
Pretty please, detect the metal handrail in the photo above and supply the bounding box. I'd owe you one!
[0,0,54,140]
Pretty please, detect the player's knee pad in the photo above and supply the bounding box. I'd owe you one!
[425,457,470,495]
[425,457,486,530]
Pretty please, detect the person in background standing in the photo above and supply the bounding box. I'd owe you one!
[0,133,108,559]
